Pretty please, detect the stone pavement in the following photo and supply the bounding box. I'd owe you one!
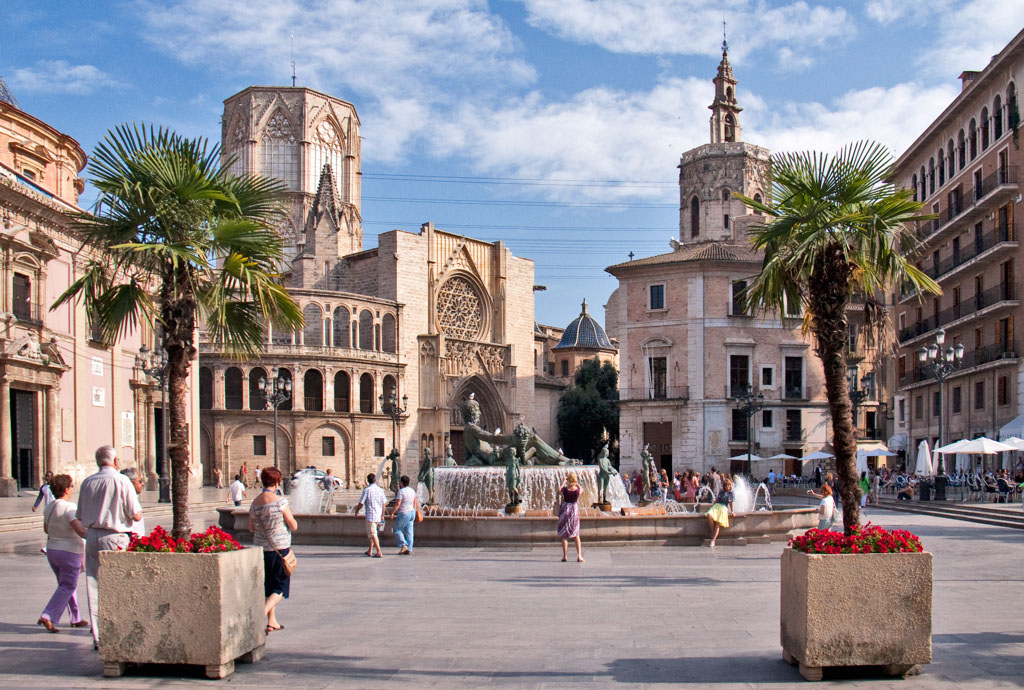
[1,508,1023,688]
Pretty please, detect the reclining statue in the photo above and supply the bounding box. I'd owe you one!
[460,395,578,466]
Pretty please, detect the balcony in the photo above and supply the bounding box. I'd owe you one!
[917,166,1018,244]
[898,282,1016,344]
[898,344,1018,389]
[619,386,690,402]
[198,339,401,364]
[11,300,43,326]
[900,221,1016,302]
[304,396,324,412]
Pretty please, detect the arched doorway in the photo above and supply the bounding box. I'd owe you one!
[446,375,507,464]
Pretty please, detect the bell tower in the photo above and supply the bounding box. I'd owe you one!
[708,28,742,144]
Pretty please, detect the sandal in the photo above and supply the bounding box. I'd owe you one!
[70,621,90,628]
[37,617,60,633]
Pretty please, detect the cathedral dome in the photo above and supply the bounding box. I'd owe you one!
[0,75,19,108]
[555,299,612,350]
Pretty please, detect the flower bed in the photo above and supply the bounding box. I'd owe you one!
[127,525,242,553]
[789,523,922,555]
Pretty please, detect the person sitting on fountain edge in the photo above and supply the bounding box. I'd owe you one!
[705,478,734,548]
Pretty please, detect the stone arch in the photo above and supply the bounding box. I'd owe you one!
[249,367,268,410]
[302,302,324,347]
[448,374,508,432]
[382,313,397,353]
[358,309,374,350]
[333,306,350,348]
[334,371,350,412]
[359,373,374,413]
[224,420,294,478]
[302,420,351,481]
[304,368,324,411]
[224,367,243,410]
[724,114,735,142]
[721,187,731,202]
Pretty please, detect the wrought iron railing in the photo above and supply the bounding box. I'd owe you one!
[898,282,1015,342]
[618,386,690,401]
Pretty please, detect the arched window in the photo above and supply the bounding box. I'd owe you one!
[332,306,350,349]
[334,371,350,412]
[957,129,966,168]
[249,367,268,410]
[276,368,293,410]
[724,114,735,142]
[994,95,1003,139]
[302,303,323,347]
[359,373,374,414]
[1009,83,1018,128]
[303,369,323,411]
[259,110,298,190]
[199,367,213,410]
[726,86,734,101]
[690,196,700,237]
[937,149,944,186]
[928,157,935,194]
[382,375,397,407]
[721,188,731,202]
[225,367,243,410]
[753,193,763,215]
[911,174,918,202]
[947,139,955,177]
[919,166,927,199]
[358,310,374,350]
[981,107,990,149]
[381,313,397,353]
[969,118,977,159]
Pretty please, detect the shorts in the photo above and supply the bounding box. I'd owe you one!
[365,520,381,538]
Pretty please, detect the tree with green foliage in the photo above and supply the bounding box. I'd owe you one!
[737,141,938,532]
[54,124,303,538]
[556,358,619,463]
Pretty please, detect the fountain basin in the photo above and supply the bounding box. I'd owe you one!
[218,506,817,547]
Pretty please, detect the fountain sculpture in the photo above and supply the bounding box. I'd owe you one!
[461,394,575,466]
[418,447,436,505]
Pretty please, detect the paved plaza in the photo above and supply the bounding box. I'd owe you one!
[1,507,1023,689]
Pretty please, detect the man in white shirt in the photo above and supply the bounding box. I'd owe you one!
[77,445,143,650]
[354,473,386,558]
[227,475,247,506]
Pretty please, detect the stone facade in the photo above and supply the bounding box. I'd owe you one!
[0,81,201,495]
[892,29,1024,466]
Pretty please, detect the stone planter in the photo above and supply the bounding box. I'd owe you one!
[780,548,932,681]
[98,547,266,679]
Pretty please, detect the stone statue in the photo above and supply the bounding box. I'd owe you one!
[460,395,578,467]
[387,448,401,497]
[503,445,523,508]
[595,440,618,505]
[443,442,457,466]
[640,444,654,500]
[418,447,435,504]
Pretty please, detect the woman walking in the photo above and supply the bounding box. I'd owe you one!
[705,478,735,548]
[556,471,584,562]
[38,474,88,632]
[388,475,420,555]
[249,467,297,634]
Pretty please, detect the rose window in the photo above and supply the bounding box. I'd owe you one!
[437,276,483,340]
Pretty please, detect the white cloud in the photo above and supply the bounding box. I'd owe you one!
[864,0,909,24]
[7,60,124,95]
[917,0,1024,78]
[518,0,853,65]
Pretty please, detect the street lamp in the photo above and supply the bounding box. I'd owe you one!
[379,391,409,454]
[916,328,964,476]
[848,368,869,437]
[734,386,765,474]
[258,367,292,471]
[138,345,170,503]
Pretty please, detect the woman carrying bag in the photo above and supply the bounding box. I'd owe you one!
[249,467,297,634]
[388,475,420,555]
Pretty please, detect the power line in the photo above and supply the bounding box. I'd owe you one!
[363,220,677,233]
[362,196,677,208]
[362,172,676,188]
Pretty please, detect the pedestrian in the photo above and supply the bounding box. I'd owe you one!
[212,466,223,489]
[249,467,297,634]
[710,467,723,496]
[684,470,697,501]
[37,474,89,633]
[659,469,670,501]
[388,475,419,555]
[673,472,682,501]
[556,471,583,562]
[767,468,776,494]
[227,474,247,506]
[705,478,735,548]
[253,465,262,488]
[76,445,142,650]
[354,473,386,558]
[120,468,146,535]
[621,473,631,497]
[814,464,822,488]
[807,484,837,530]
[859,471,871,509]
[240,462,249,487]
[32,471,56,512]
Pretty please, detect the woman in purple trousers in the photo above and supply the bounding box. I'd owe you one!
[38,475,88,633]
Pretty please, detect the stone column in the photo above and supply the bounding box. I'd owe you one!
[45,386,58,475]
[241,368,250,410]
[293,368,305,411]
[213,368,224,409]
[0,375,13,496]
[144,393,157,489]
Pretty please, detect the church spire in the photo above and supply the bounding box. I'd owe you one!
[708,25,741,144]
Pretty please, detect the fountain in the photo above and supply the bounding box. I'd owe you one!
[732,476,773,513]
[288,472,329,514]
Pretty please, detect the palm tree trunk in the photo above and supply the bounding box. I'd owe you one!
[809,247,860,532]
[163,274,198,539]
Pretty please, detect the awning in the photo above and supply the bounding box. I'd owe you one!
[887,433,908,451]
[999,415,1024,440]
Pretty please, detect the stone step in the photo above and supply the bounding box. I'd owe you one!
[0,501,224,533]
[874,499,1024,530]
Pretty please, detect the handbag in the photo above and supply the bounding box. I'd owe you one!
[255,503,297,576]
[415,505,424,523]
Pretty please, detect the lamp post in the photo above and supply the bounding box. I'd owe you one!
[916,328,964,477]
[258,367,292,471]
[138,345,170,503]
[379,391,409,454]
[734,386,765,474]
[848,368,869,438]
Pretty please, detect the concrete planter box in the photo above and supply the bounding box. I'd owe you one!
[780,548,932,680]
[98,547,266,679]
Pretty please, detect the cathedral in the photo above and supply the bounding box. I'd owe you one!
[199,86,613,486]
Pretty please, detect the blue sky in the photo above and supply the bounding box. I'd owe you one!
[4,0,1024,328]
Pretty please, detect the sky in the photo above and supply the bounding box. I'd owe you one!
[3,0,1024,329]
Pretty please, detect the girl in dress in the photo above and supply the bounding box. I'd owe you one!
[705,478,735,547]
[556,472,584,562]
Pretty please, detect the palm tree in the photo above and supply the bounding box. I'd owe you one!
[54,124,303,538]
[737,141,938,532]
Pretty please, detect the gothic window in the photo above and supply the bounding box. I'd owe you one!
[721,188,731,202]
[249,368,268,410]
[334,371,350,412]
[359,373,374,414]
[358,309,374,350]
[994,95,1003,139]
[309,118,346,193]
[302,303,323,347]
[225,367,243,410]
[753,193,763,215]
[436,276,484,340]
[303,369,323,411]
[724,114,736,142]
[259,110,298,190]
[969,119,977,160]
[981,107,990,149]
[382,313,397,353]
[957,129,966,168]
[333,306,350,349]
[690,196,700,237]
[199,367,213,410]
